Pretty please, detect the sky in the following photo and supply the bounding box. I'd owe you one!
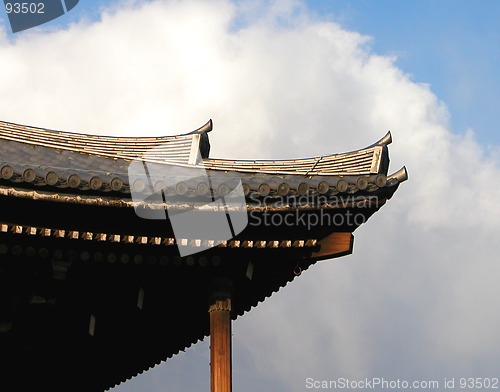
[307,0,500,148]
[0,1,499,391]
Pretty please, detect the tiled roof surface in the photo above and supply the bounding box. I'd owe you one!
[0,119,204,165]
[0,120,405,202]
[204,145,383,176]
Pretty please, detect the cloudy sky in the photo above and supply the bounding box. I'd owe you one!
[1,1,499,391]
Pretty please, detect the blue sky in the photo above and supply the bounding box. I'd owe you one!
[307,0,500,147]
[2,0,498,147]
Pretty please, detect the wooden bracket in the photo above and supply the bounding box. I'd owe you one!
[311,232,354,261]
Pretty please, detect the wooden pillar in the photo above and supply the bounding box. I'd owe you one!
[209,282,232,392]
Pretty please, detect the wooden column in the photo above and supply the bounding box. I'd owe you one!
[209,292,232,392]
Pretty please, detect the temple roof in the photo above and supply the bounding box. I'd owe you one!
[0,119,406,203]
[0,119,406,391]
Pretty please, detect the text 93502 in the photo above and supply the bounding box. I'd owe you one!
[5,2,45,14]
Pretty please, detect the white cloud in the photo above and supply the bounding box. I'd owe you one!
[1,1,499,391]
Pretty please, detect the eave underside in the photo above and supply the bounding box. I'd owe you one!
[0,227,350,391]
[0,192,371,391]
